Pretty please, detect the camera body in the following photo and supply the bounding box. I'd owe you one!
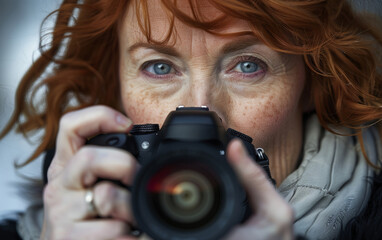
[87,106,273,240]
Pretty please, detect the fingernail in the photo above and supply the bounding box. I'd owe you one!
[116,114,132,128]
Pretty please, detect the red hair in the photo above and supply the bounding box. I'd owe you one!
[1,0,382,166]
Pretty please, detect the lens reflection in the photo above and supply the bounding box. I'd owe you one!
[146,163,221,230]
[160,170,213,223]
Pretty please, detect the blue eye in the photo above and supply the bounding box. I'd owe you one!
[145,62,173,75]
[236,61,259,73]
[227,56,267,80]
[154,63,172,75]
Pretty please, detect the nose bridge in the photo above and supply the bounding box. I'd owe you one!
[186,32,212,107]
[180,33,228,122]
[180,62,229,128]
[184,73,229,127]
[185,70,213,107]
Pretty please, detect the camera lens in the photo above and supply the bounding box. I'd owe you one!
[146,163,220,229]
[159,171,213,223]
[132,149,245,240]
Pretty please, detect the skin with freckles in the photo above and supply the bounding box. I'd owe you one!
[118,0,306,184]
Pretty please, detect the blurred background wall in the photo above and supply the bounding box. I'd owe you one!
[0,0,381,217]
[0,0,61,216]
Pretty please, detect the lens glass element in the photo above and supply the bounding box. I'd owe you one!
[146,162,221,230]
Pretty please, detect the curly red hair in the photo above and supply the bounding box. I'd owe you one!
[2,0,382,166]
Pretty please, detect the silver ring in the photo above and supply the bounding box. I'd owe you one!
[85,188,98,217]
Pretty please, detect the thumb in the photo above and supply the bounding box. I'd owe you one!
[227,139,279,209]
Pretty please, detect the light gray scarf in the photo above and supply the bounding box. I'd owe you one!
[17,204,43,240]
[279,115,381,240]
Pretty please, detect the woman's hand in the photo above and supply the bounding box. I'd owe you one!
[223,139,294,240]
[41,105,138,240]
[40,105,293,240]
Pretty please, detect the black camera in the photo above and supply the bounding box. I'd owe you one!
[87,106,274,240]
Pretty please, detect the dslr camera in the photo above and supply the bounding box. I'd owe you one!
[87,106,274,240]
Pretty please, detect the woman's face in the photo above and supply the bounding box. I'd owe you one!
[118,0,307,183]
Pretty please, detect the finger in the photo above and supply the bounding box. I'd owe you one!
[226,139,281,209]
[43,182,134,222]
[43,187,94,221]
[62,146,137,189]
[116,234,152,240]
[116,235,152,240]
[116,234,151,240]
[70,220,129,240]
[49,106,133,181]
[93,181,134,223]
[226,139,294,239]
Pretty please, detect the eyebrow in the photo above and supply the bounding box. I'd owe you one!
[220,36,260,55]
[127,36,260,57]
[128,42,181,57]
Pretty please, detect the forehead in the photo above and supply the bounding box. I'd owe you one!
[121,0,254,45]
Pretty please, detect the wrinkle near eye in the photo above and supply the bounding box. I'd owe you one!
[269,53,300,76]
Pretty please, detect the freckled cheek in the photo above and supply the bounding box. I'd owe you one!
[229,93,299,146]
[253,103,290,143]
[120,83,173,125]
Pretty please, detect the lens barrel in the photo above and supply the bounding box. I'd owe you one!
[132,145,246,240]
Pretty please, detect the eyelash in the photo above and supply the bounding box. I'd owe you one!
[141,60,179,79]
[226,56,267,78]
[140,56,267,80]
